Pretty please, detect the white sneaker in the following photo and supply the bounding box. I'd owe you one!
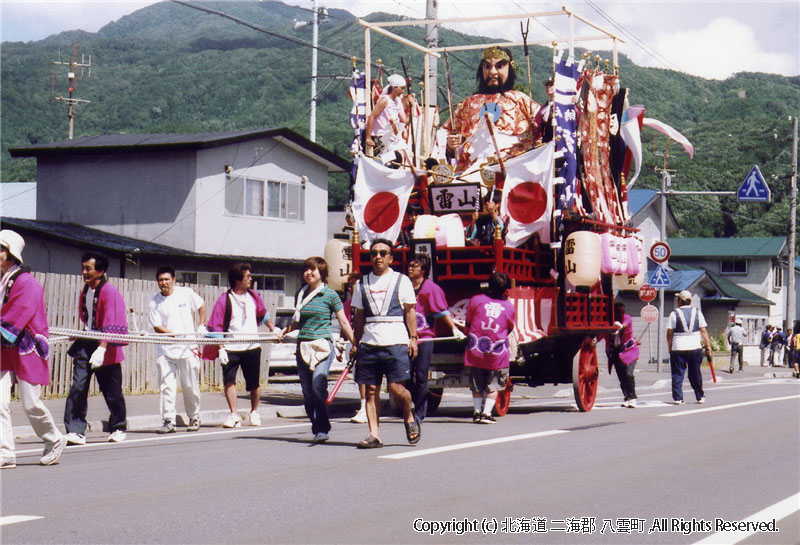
[40,436,68,466]
[65,432,86,445]
[627,398,637,408]
[249,411,261,427]
[350,407,367,423]
[697,396,706,404]
[223,413,241,428]
[108,430,126,443]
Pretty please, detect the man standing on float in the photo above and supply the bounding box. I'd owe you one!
[444,46,540,174]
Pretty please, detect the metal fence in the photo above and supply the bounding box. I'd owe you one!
[35,272,282,397]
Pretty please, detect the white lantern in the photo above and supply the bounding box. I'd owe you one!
[413,214,439,240]
[323,234,351,292]
[614,236,645,290]
[565,231,601,288]
[435,213,466,247]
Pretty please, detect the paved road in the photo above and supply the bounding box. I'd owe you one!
[2,369,798,544]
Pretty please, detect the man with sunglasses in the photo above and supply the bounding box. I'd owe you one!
[444,46,540,173]
[349,239,420,448]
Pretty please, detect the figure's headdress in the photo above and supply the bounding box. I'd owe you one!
[482,47,511,63]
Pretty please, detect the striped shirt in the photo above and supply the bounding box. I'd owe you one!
[297,285,343,341]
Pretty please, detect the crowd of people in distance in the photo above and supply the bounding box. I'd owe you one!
[759,323,800,376]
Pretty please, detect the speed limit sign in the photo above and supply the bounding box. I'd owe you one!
[650,241,671,263]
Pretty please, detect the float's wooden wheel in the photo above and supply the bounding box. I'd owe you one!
[572,336,599,412]
[425,388,443,415]
[494,382,513,416]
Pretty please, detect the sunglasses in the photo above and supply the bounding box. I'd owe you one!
[370,249,390,258]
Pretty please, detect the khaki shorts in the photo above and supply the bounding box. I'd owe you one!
[468,367,509,393]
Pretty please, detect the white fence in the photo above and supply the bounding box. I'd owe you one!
[34,272,282,397]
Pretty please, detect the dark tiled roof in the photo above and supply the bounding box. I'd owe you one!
[9,127,351,172]
[0,217,303,265]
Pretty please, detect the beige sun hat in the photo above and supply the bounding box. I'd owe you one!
[0,230,25,264]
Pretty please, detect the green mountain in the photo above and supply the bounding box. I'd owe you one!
[2,1,798,241]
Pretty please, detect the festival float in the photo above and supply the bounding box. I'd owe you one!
[335,8,649,414]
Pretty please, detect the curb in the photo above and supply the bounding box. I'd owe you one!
[11,405,307,440]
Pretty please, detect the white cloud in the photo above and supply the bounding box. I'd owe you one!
[1,1,158,43]
[625,16,799,79]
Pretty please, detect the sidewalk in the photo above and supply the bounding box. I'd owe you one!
[8,363,795,439]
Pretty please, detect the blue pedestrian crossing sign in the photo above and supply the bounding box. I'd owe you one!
[737,165,771,202]
[649,265,671,289]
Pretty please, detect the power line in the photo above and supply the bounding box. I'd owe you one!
[637,185,787,227]
[582,0,684,73]
[170,0,399,72]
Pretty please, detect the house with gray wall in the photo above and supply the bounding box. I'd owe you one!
[8,128,350,298]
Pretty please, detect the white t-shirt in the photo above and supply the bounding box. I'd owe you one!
[668,305,707,351]
[351,271,415,346]
[149,286,205,359]
[85,287,95,330]
[225,291,258,352]
[372,95,404,137]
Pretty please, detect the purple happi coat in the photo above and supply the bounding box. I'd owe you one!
[1,272,51,385]
[202,289,268,360]
[464,294,516,370]
[79,280,128,365]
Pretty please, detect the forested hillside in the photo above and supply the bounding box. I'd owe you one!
[1,1,798,240]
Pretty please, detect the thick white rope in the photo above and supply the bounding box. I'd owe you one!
[49,327,288,346]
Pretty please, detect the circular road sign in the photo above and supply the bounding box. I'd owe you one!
[641,304,659,323]
[638,284,657,303]
[650,241,671,263]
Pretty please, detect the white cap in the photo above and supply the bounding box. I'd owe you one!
[0,229,25,264]
[677,290,692,303]
[735,318,742,325]
[387,74,406,88]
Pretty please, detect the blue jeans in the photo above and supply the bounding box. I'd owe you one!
[64,353,127,434]
[296,339,334,435]
[670,349,704,402]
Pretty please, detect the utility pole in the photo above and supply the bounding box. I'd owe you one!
[294,1,327,142]
[310,0,319,142]
[787,115,798,331]
[53,43,91,139]
[425,0,438,111]
[654,153,737,372]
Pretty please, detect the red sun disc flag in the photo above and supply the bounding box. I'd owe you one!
[352,156,415,245]
[494,141,555,246]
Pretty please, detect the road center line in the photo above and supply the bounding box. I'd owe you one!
[659,395,800,418]
[0,515,43,526]
[691,492,800,545]
[13,423,310,455]
[378,429,569,460]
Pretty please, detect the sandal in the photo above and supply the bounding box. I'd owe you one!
[356,435,383,449]
[405,415,421,445]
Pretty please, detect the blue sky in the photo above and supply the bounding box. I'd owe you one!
[2,0,798,80]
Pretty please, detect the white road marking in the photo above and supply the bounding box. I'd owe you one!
[0,515,43,526]
[692,492,800,544]
[515,381,777,410]
[13,423,310,455]
[378,429,569,460]
[659,395,800,418]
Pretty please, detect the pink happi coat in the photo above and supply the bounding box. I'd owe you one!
[79,280,128,365]
[1,272,51,384]
[464,294,516,370]
[202,289,268,360]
